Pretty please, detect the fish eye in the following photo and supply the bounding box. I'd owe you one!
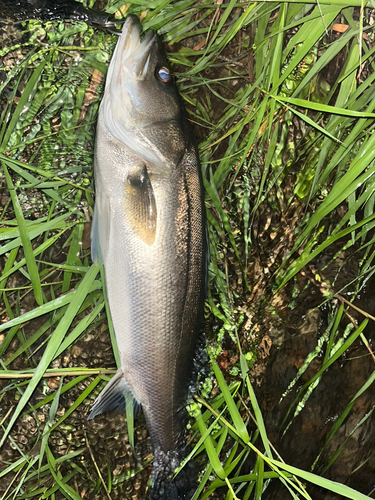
[157,67,171,83]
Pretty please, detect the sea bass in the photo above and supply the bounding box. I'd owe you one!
[88,15,206,500]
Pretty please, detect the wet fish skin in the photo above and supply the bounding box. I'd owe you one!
[89,15,206,500]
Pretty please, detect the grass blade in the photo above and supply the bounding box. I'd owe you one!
[2,162,44,306]
[0,263,100,447]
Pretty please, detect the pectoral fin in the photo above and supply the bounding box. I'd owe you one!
[124,165,156,245]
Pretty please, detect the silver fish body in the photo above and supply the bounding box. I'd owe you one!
[89,15,206,499]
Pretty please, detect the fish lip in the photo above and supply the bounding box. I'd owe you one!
[110,15,156,81]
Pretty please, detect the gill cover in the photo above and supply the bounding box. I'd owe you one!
[100,15,186,167]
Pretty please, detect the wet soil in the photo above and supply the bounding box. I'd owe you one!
[253,268,375,498]
[212,171,375,498]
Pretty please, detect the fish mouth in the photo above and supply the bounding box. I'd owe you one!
[108,15,156,82]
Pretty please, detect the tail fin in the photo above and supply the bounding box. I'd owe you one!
[150,447,199,500]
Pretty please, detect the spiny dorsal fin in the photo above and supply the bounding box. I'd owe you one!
[124,165,157,245]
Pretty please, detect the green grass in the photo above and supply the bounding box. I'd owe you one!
[0,0,374,498]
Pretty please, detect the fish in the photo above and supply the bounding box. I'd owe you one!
[88,14,207,500]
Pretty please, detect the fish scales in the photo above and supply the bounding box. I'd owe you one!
[94,118,205,448]
[90,15,207,500]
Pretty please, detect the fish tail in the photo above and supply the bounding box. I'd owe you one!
[150,446,199,500]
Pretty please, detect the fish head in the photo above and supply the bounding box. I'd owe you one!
[101,15,187,167]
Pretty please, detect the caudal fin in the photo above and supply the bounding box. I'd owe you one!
[149,447,199,500]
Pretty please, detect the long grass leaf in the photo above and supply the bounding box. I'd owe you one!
[195,408,226,480]
[39,377,63,468]
[0,263,100,447]
[0,280,101,333]
[268,458,371,500]
[0,212,74,257]
[212,360,250,443]
[0,56,48,152]
[277,213,375,289]
[2,162,44,306]
[274,96,375,118]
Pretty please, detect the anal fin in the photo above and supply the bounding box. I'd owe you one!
[88,368,138,419]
